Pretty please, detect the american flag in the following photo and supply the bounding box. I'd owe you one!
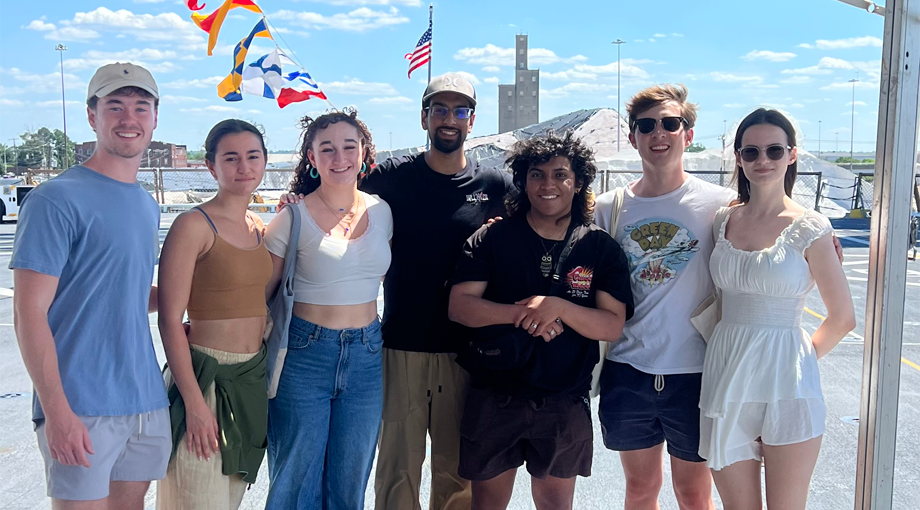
[405,22,431,79]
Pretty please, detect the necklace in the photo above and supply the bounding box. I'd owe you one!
[317,190,359,235]
[527,212,568,278]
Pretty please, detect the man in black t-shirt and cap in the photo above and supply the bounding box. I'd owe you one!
[448,131,634,510]
[362,72,510,510]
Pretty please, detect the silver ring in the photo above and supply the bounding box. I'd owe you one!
[529,322,537,329]
[550,330,556,337]
[555,318,562,324]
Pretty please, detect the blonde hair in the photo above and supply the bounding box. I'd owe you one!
[626,84,698,130]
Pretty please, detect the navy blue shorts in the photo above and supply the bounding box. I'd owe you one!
[597,361,705,463]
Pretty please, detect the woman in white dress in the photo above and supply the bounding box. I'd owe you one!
[699,108,855,510]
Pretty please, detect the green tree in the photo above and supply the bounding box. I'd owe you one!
[835,156,859,164]
[685,142,707,153]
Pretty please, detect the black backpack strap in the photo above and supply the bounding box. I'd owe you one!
[548,222,580,297]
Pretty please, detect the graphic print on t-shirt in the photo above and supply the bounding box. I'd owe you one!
[621,218,699,291]
[566,266,593,299]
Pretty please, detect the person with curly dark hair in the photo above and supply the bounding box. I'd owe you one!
[262,108,393,509]
[448,131,634,510]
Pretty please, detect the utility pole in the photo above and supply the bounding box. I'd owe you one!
[836,132,839,152]
[818,120,822,158]
[612,39,626,152]
[55,44,68,170]
[849,72,859,172]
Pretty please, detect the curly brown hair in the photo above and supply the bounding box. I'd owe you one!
[289,107,376,196]
[504,130,596,226]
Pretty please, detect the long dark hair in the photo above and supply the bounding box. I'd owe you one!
[504,130,596,226]
[733,108,797,203]
[204,119,267,163]
[289,107,376,196]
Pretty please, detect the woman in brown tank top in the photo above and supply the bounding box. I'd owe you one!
[156,120,273,509]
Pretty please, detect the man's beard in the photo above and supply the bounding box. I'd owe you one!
[431,130,465,154]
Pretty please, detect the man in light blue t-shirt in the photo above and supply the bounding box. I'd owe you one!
[11,62,169,508]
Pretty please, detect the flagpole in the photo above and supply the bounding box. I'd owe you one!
[425,4,432,150]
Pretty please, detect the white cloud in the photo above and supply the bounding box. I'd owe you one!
[812,36,883,50]
[541,82,615,99]
[321,78,399,96]
[64,49,184,73]
[161,76,224,89]
[452,44,586,66]
[271,7,409,32]
[301,0,421,4]
[711,72,763,84]
[483,77,500,84]
[133,0,171,3]
[0,99,25,107]
[780,76,813,84]
[798,43,814,49]
[453,71,480,85]
[34,100,85,108]
[482,66,501,73]
[367,96,413,104]
[653,33,666,38]
[671,33,684,37]
[723,103,744,108]
[820,80,878,90]
[180,105,242,113]
[31,7,204,44]
[25,20,55,31]
[781,56,852,75]
[847,100,868,106]
[542,70,598,81]
[790,103,804,108]
[247,109,263,114]
[161,95,209,103]
[742,50,796,62]
[1,67,86,94]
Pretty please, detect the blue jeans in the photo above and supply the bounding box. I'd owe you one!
[266,316,384,510]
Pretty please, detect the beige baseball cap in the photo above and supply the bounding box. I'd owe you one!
[87,62,159,101]
[422,72,476,107]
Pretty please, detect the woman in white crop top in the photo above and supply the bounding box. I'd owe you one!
[262,108,392,510]
[699,109,855,510]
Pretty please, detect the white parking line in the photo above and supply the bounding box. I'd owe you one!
[843,260,869,266]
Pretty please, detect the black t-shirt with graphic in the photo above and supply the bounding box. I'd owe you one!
[451,214,635,397]
[360,154,510,353]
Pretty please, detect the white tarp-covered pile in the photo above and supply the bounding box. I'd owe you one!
[382,107,856,218]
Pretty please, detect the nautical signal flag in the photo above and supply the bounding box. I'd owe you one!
[405,21,431,79]
[217,19,272,101]
[241,48,294,99]
[277,71,328,108]
[190,0,263,56]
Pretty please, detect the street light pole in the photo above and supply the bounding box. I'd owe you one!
[612,39,626,152]
[818,120,822,158]
[849,73,859,172]
[55,44,68,170]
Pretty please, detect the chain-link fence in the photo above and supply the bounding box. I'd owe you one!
[596,170,824,211]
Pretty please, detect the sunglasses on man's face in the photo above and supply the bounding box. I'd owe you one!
[632,116,688,134]
[737,144,793,163]
[426,106,475,120]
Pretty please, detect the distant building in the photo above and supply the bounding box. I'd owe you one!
[74,141,188,168]
[498,35,540,133]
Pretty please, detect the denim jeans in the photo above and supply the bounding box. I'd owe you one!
[266,315,384,510]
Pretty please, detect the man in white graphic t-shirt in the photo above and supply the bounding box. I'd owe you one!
[595,84,733,510]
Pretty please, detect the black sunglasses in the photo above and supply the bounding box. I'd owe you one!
[737,144,793,163]
[632,116,688,134]
[425,106,475,119]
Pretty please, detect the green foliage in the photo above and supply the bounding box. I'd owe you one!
[0,127,75,172]
[685,142,707,153]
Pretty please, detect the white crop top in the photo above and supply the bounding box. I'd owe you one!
[264,192,393,305]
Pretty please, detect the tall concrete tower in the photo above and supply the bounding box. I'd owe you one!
[498,34,540,133]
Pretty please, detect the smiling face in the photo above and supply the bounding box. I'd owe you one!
[736,123,797,192]
[421,91,475,154]
[88,90,157,160]
[307,121,365,188]
[525,155,580,221]
[207,131,266,197]
[628,100,692,173]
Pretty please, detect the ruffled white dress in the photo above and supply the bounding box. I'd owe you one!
[698,207,833,471]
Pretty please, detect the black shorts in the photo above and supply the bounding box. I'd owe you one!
[458,387,593,481]
[598,361,705,463]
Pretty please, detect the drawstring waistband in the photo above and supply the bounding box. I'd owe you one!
[654,374,665,394]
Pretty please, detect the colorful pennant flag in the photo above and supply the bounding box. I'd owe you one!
[217,19,272,101]
[405,20,431,79]
[277,71,328,108]
[241,48,293,99]
[190,0,263,56]
[186,0,207,11]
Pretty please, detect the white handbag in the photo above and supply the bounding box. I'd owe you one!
[689,206,735,343]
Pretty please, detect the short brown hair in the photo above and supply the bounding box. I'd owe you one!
[626,84,698,131]
[87,86,159,111]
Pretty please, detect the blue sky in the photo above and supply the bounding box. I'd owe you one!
[0,0,886,155]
